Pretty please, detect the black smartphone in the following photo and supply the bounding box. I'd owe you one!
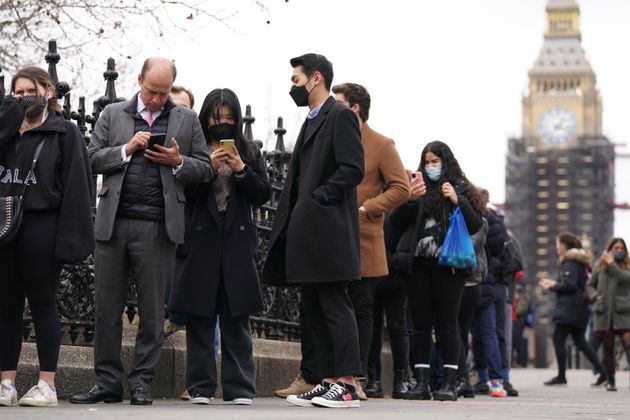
[148,133,166,151]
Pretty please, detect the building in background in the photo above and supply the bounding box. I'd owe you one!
[505,0,615,366]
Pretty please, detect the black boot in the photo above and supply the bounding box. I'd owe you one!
[364,379,384,398]
[404,367,431,400]
[433,368,458,401]
[392,369,409,399]
[456,372,475,398]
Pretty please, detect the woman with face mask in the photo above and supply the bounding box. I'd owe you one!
[587,237,630,391]
[0,67,94,407]
[539,233,610,389]
[390,140,482,401]
[167,88,271,405]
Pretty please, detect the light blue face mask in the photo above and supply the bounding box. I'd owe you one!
[425,166,442,181]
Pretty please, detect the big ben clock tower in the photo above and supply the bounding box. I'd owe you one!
[505,0,615,365]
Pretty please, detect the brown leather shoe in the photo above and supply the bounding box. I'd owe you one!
[179,390,190,400]
[275,375,316,398]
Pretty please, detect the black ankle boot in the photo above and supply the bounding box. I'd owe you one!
[405,367,431,400]
[456,372,475,398]
[434,368,458,401]
[392,369,409,399]
[364,379,384,398]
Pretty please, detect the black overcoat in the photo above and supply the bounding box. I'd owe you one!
[168,145,271,318]
[263,96,364,285]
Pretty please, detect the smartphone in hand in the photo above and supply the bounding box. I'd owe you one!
[220,139,235,153]
[411,171,424,185]
[148,133,166,151]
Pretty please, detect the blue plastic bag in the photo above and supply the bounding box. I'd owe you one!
[438,207,477,269]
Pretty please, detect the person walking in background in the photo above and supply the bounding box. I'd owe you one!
[332,82,410,400]
[540,232,610,388]
[587,237,630,391]
[71,57,212,406]
[168,88,270,405]
[390,140,482,401]
[0,67,94,407]
[263,53,364,409]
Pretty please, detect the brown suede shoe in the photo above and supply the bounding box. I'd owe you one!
[179,390,190,401]
[354,380,368,401]
[275,375,316,398]
[164,320,185,338]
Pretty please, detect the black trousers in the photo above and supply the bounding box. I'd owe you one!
[458,285,480,376]
[186,280,256,400]
[367,276,410,380]
[552,323,607,379]
[0,211,62,372]
[298,304,321,385]
[404,259,465,367]
[348,277,379,377]
[301,282,361,378]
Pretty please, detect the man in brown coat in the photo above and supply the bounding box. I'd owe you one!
[332,83,410,398]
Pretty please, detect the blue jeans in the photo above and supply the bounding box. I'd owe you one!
[471,302,504,382]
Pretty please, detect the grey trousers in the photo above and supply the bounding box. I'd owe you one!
[93,218,175,395]
[186,281,256,400]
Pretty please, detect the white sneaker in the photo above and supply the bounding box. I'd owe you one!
[18,379,58,407]
[190,394,211,405]
[232,397,253,405]
[0,379,18,407]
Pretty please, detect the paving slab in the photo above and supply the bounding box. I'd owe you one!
[1,368,628,419]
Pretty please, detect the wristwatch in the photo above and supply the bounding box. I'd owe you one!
[235,165,247,176]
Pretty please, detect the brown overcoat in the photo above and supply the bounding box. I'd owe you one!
[357,123,410,277]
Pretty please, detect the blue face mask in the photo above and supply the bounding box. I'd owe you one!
[613,250,625,263]
[425,166,442,181]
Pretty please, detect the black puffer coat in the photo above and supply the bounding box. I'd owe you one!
[551,248,591,328]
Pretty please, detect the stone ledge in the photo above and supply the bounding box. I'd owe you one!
[16,326,392,399]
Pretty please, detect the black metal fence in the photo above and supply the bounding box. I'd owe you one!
[0,40,301,345]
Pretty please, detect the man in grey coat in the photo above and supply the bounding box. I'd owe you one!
[70,57,212,405]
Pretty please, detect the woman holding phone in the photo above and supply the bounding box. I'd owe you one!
[587,237,630,391]
[168,88,271,405]
[391,141,481,401]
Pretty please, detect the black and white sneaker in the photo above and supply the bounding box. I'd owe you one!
[311,382,360,408]
[190,393,212,405]
[286,382,331,407]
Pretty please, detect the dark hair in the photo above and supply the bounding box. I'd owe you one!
[290,53,334,91]
[418,140,468,219]
[11,66,60,111]
[170,85,194,108]
[198,88,256,166]
[140,57,177,82]
[467,183,490,217]
[557,232,582,250]
[331,83,370,122]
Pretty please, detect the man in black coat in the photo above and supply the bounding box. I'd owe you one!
[263,53,364,408]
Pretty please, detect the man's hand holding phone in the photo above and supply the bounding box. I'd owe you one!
[144,137,182,167]
[125,131,151,156]
[409,171,426,200]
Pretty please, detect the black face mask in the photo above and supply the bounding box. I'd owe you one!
[209,123,236,141]
[19,95,48,119]
[289,78,313,107]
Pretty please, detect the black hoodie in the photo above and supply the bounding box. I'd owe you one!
[0,97,94,262]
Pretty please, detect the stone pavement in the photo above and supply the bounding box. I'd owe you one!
[1,368,628,419]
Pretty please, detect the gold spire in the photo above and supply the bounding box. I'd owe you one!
[545,0,581,40]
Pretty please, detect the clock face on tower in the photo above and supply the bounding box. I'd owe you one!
[538,108,578,146]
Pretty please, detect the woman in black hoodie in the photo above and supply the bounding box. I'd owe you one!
[539,232,609,388]
[390,141,481,401]
[0,67,94,407]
